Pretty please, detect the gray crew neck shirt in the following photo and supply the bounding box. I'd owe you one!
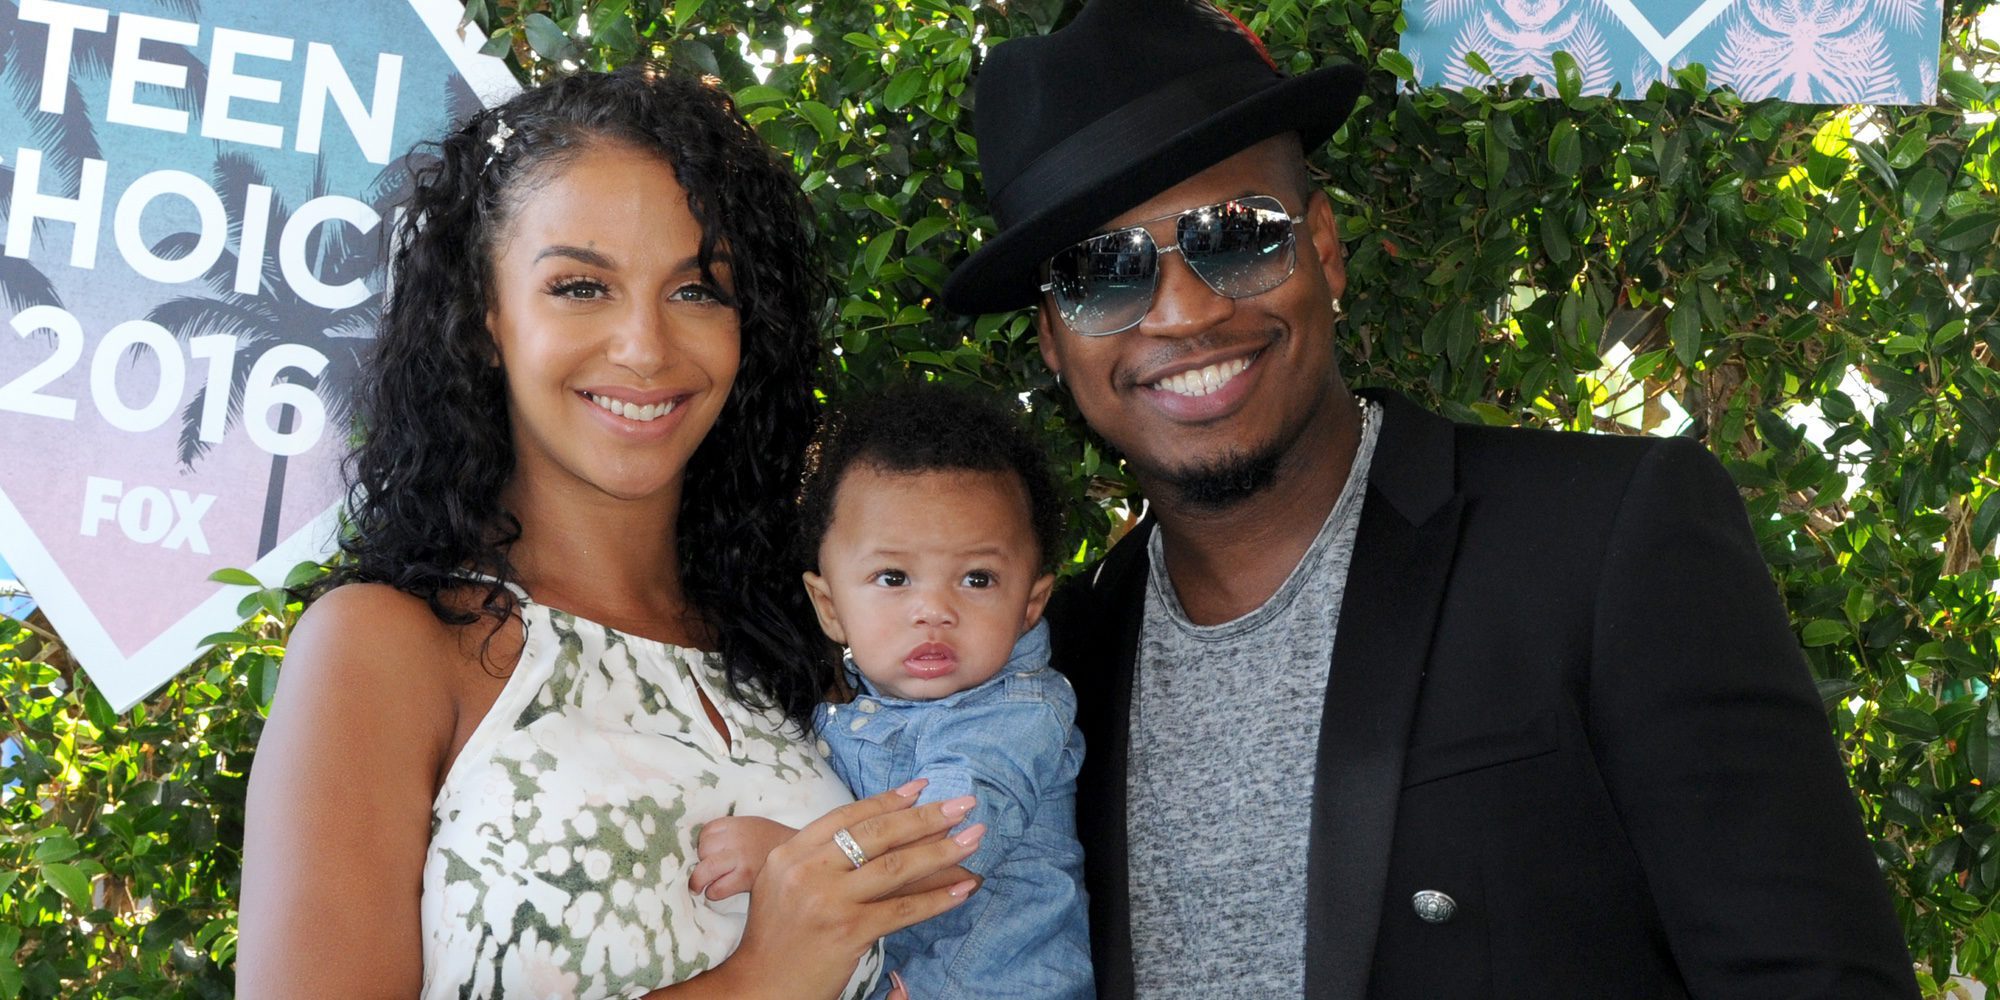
[1127,399,1382,998]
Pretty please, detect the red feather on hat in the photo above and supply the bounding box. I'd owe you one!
[1183,0,1279,71]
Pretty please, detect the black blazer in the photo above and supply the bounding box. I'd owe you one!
[1047,389,1917,999]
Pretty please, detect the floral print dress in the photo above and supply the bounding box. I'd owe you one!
[420,592,881,999]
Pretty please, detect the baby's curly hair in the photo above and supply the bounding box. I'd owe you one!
[332,66,830,726]
[798,382,1066,573]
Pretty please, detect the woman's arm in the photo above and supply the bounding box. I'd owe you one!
[238,584,466,997]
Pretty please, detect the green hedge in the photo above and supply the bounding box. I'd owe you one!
[6,1,2000,995]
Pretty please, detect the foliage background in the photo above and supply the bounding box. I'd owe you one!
[5,0,2000,995]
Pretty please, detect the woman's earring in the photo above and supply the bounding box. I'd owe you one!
[1330,296,1344,316]
[1054,371,1065,391]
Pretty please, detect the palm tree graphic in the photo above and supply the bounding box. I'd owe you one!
[147,152,375,557]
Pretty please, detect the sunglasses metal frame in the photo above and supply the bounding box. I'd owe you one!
[1038,194,1307,337]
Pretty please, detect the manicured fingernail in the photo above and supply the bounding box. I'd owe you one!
[891,971,907,993]
[940,795,975,818]
[948,878,977,898]
[895,778,927,797]
[953,822,986,848]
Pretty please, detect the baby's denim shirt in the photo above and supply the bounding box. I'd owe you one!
[813,620,1093,1000]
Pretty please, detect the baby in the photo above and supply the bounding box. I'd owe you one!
[691,382,1093,1000]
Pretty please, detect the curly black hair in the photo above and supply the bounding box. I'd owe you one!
[797,382,1067,573]
[332,66,832,727]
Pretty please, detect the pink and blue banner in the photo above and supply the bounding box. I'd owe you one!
[1401,0,1944,104]
[0,0,516,709]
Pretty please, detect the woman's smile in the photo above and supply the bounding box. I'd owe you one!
[484,142,742,503]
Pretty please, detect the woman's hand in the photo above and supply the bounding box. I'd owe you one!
[707,779,984,1000]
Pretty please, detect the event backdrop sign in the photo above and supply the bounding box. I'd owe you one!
[0,0,516,709]
[1401,0,1943,104]
[0,552,35,622]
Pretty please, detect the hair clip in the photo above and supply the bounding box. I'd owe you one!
[482,114,514,171]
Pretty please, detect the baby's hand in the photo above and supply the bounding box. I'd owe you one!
[690,815,797,900]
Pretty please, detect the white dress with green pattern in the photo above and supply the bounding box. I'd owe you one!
[420,594,881,999]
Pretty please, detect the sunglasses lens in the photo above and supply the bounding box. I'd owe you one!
[1178,196,1297,298]
[1046,228,1158,336]
[1041,196,1299,335]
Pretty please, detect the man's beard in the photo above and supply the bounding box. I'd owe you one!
[1160,446,1283,509]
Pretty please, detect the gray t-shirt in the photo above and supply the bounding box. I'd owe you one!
[1127,400,1381,998]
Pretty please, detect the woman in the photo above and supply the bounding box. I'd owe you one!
[239,67,978,999]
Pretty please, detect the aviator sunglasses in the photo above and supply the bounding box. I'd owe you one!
[1038,194,1306,337]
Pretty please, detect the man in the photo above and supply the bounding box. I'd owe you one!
[938,1,1920,997]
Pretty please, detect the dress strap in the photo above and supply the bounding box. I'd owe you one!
[454,570,531,602]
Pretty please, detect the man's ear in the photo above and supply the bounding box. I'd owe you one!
[801,571,845,646]
[1022,572,1057,632]
[1305,189,1346,304]
[1036,309,1063,381]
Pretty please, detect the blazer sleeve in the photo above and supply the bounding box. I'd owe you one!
[1586,436,1917,998]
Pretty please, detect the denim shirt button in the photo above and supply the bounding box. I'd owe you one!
[850,715,868,731]
[816,739,832,756]
[857,699,879,713]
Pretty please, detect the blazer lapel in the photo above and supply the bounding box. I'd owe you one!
[1061,520,1153,999]
[1305,390,1464,999]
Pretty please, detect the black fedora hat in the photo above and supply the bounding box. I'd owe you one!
[940,0,1365,316]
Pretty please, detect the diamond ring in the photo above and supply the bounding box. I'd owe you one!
[833,827,868,869]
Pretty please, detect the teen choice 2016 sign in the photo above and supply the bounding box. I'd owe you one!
[0,0,517,709]
[1401,0,1944,104]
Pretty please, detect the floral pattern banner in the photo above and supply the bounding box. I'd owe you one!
[1399,0,1943,105]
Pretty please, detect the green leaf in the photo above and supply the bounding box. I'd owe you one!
[83,687,116,733]
[1942,69,1986,108]
[1965,700,2000,786]
[40,862,90,910]
[859,231,895,278]
[1902,168,1947,222]
[1973,491,2000,551]
[1551,50,1581,103]
[198,628,247,652]
[478,28,515,58]
[1539,213,1572,264]
[796,100,840,144]
[864,193,900,223]
[208,568,261,587]
[733,84,787,107]
[1879,707,1940,742]
[257,587,288,619]
[1799,619,1848,646]
[1806,115,1851,190]
[670,0,703,29]
[1935,212,2000,253]
[283,561,325,591]
[1668,302,1701,371]
[246,652,280,710]
[839,299,888,322]
[522,13,572,62]
[1548,120,1581,177]
[906,215,952,252]
[884,68,926,110]
[1376,48,1414,82]
[32,835,78,863]
[1887,129,1928,170]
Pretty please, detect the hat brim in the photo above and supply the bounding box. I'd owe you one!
[942,63,1366,317]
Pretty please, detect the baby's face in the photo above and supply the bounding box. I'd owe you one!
[804,464,1054,701]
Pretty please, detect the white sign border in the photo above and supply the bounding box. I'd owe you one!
[0,0,522,711]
